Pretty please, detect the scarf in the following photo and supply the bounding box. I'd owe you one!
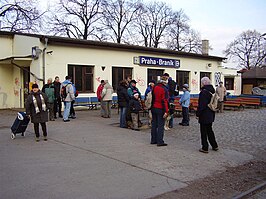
[32,94,46,113]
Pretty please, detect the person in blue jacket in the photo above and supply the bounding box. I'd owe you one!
[179,84,190,126]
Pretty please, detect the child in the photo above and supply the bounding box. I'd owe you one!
[129,92,142,131]
[179,84,190,126]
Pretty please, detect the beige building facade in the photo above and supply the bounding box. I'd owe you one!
[0,31,241,109]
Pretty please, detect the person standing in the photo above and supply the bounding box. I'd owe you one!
[117,80,130,128]
[69,83,78,119]
[61,76,75,122]
[196,77,218,153]
[42,78,55,121]
[144,80,156,126]
[129,92,142,131]
[26,83,49,142]
[150,76,169,147]
[101,80,114,118]
[53,76,63,118]
[162,73,178,128]
[97,80,105,117]
[216,81,226,113]
[179,84,190,126]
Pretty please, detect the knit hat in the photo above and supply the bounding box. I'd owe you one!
[130,80,137,84]
[133,92,139,97]
[32,84,39,89]
[183,84,189,89]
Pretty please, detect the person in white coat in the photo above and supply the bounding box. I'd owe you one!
[101,80,114,118]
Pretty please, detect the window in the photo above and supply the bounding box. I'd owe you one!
[176,71,190,90]
[68,65,94,92]
[225,77,234,90]
[147,69,164,85]
[112,67,132,91]
[200,72,211,87]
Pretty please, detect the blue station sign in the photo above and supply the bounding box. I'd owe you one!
[138,56,180,68]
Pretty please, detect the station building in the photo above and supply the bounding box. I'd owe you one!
[0,31,241,109]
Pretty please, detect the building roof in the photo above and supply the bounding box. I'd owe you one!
[0,31,226,62]
[242,67,266,79]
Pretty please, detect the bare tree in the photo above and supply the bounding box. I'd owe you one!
[135,1,173,48]
[224,30,266,69]
[0,0,43,32]
[99,0,141,43]
[165,10,202,53]
[48,0,102,40]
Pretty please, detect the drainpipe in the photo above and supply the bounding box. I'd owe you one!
[42,38,48,83]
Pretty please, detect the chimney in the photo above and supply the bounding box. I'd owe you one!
[202,40,209,55]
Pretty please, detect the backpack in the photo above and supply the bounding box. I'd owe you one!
[45,85,55,103]
[168,80,179,96]
[207,90,220,111]
[144,91,152,109]
[61,84,69,101]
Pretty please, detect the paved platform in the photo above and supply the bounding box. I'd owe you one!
[0,108,265,199]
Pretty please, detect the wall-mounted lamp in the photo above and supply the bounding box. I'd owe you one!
[194,71,197,75]
[46,51,53,55]
[101,66,106,71]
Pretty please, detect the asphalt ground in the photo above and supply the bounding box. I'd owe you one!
[0,107,265,199]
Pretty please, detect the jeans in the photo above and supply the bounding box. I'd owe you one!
[200,123,218,151]
[102,101,111,117]
[70,101,75,116]
[181,107,189,124]
[63,101,71,120]
[151,108,165,144]
[119,106,127,128]
[169,99,174,128]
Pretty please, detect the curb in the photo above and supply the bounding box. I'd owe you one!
[231,181,266,199]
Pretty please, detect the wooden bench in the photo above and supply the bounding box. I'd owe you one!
[224,98,244,110]
[237,97,261,108]
[173,98,182,116]
[74,97,100,110]
[189,98,198,113]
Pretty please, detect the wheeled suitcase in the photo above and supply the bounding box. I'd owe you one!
[10,112,30,139]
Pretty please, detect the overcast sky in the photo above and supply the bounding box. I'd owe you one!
[160,0,266,58]
[41,0,265,64]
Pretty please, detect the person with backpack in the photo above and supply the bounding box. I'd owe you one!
[117,80,130,128]
[42,78,55,121]
[196,77,218,153]
[61,76,75,122]
[179,84,190,126]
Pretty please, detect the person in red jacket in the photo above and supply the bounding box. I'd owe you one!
[150,76,169,146]
[97,80,105,117]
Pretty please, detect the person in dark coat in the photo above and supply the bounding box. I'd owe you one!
[53,76,63,118]
[196,77,218,153]
[117,80,130,128]
[26,83,49,142]
[129,92,142,131]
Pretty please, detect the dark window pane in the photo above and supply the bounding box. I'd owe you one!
[176,71,190,90]
[112,67,132,92]
[147,69,163,85]
[225,78,234,90]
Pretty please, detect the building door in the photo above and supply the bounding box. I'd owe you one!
[147,69,164,85]
[23,68,30,107]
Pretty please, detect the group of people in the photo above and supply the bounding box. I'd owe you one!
[25,75,77,142]
[25,73,226,154]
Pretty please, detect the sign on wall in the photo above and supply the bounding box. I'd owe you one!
[134,56,180,68]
